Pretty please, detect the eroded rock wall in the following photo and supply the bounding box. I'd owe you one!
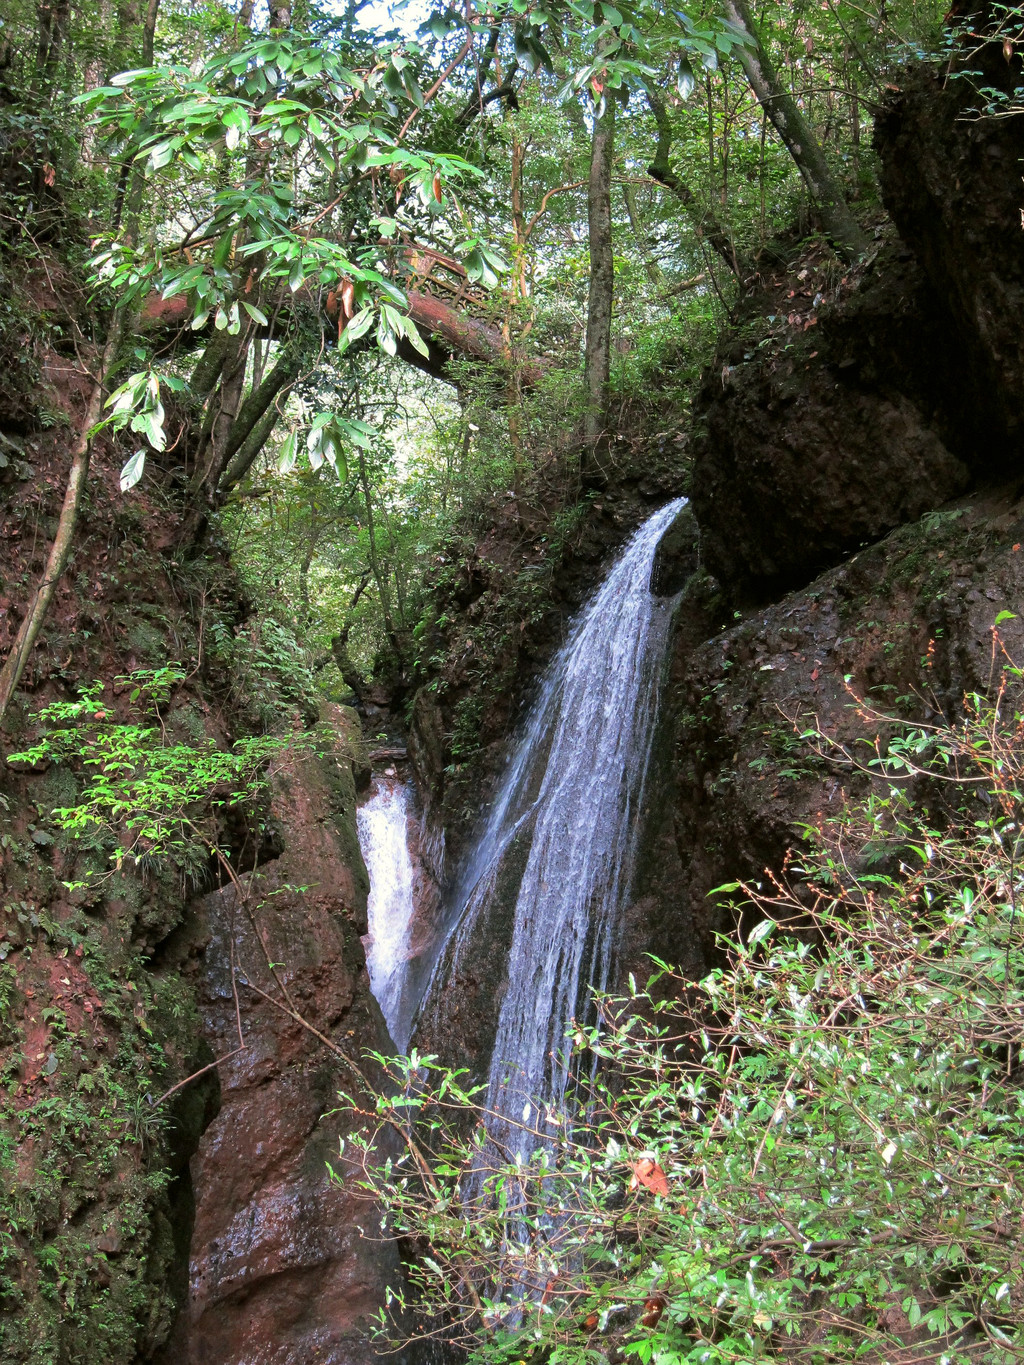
[876,50,1024,462]
[162,721,398,1365]
[628,489,1024,979]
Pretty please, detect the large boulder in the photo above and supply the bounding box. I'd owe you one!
[163,718,400,1365]
[629,483,1024,978]
[691,247,970,599]
[876,46,1024,462]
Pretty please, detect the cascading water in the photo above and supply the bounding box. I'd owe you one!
[422,498,686,1169]
[357,776,417,1049]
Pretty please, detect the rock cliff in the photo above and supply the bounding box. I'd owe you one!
[160,728,399,1365]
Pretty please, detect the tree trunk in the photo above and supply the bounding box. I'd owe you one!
[357,450,396,648]
[219,344,301,489]
[722,0,868,262]
[141,0,160,65]
[191,331,251,497]
[0,318,124,731]
[33,0,71,101]
[584,97,615,467]
[645,86,741,277]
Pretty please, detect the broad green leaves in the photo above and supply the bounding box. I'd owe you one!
[104,368,167,451]
[99,367,183,492]
[488,0,751,114]
[457,239,511,290]
[77,34,484,358]
[277,413,377,482]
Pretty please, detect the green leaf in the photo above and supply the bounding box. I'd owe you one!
[147,139,176,170]
[338,416,376,448]
[277,431,298,474]
[213,230,235,267]
[676,56,695,99]
[376,311,397,357]
[119,449,147,493]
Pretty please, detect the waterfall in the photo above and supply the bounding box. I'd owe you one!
[357,776,417,1049]
[425,498,685,1162]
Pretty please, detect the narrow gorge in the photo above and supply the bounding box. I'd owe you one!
[1,2,1023,1362]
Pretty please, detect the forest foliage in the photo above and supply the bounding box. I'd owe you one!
[0,0,956,705]
[3,2,1024,1364]
[354,673,1024,1363]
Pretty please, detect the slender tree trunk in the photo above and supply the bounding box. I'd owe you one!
[33,0,71,101]
[141,0,160,64]
[192,330,251,496]
[357,450,394,643]
[722,0,868,262]
[190,331,231,403]
[222,408,278,491]
[584,97,615,467]
[219,344,300,487]
[0,318,124,731]
[645,86,742,277]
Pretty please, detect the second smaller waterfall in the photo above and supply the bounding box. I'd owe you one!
[358,777,416,1049]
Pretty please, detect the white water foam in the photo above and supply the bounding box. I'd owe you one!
[357,776,416,1049]
[423,498,686,1160]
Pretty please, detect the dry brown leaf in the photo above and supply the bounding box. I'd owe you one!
[641,1294,667,1328]
[629,1156,670,1197]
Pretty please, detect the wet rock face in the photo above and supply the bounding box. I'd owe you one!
[649,502,699,597]
[690,248,972,601]
[629,486,1024,979]
[164,722,400,1365]
[876,52,1024,462]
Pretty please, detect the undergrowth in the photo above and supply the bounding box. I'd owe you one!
[348,667,1024,1364]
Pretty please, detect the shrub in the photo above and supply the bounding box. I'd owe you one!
[349,675,1024,1364]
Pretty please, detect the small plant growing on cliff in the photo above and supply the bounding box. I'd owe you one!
[349,676,1024,1364]
[9,666,299,878]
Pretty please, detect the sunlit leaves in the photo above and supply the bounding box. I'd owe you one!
[102,368,167,453]
[76,33,484,362]
[7,670,301,869]
[118,448,147,492]
[458,240,511,290]
[302,412,377,482]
